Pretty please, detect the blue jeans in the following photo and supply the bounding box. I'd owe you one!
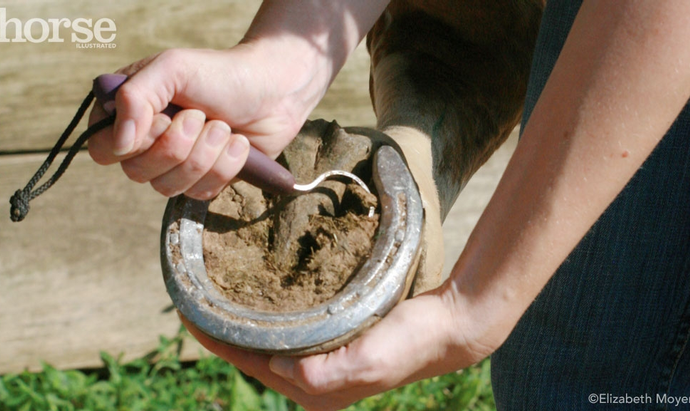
[491,1,690,410]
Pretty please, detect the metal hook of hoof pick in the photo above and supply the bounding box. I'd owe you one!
[93,74,375,216]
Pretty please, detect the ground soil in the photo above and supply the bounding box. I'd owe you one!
[202,181,379,313]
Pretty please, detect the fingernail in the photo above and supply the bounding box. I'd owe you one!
[269,356,295,380]
[226,134,249,159]
[113,119,135,156]
[206,123,230,147]
[182,111,205,139]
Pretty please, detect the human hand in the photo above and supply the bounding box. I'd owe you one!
[87,46,318,200]
[85,0,391,201]
[180,286,497,411]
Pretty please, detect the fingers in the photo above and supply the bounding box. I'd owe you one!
[179,314,271,376]
[89,50,188,160]
[178,315,314,402]
[149,121,250,199]
[179,294,460,411]
[86,47,304,200]
[149,121,231,195]
[180,315,356,411]
[109,51,189,157]
[87,103,114,165]
[271,294,456,395]
[91,104,250,198]
[184,131,249,200]
[87,51,175,164]
[110,78,164,157]
[119,109,204,183]
[88,110,171,165]
[117,110,250,199]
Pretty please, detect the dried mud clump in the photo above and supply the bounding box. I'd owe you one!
[202,181,379,312]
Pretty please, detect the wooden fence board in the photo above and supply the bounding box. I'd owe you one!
[0,0,375,153]
[0,154,209,373]
[0,0,515,375]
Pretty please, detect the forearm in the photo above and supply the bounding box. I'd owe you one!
[445,0,690,352]
[240,0,389,113]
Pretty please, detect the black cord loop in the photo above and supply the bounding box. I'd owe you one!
[9,92,114,222]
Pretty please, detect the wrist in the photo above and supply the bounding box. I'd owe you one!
[238,0,390,119]
[437,268,522,363]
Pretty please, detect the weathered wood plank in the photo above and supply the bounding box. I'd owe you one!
[0,154,208,373]
[0,0,375,153]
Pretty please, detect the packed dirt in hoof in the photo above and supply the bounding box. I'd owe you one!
[202,181,379,313]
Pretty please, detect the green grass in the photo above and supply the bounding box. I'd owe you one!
[0,328,495,411]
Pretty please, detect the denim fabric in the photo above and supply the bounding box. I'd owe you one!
[491,0,690,409]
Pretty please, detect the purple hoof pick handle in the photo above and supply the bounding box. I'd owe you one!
[93,74,372,197]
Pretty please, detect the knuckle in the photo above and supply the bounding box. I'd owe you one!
[184,157,209,176]
[120,161,148,183]
[295,363,329,396]
[157,131,192,164]
[116,82,141,107]
[346,346,385,385]
[162,144,188,164]
[150,180,178,198]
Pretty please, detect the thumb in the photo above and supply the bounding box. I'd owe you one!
[269,293,454,396]
[109,52,185,156]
